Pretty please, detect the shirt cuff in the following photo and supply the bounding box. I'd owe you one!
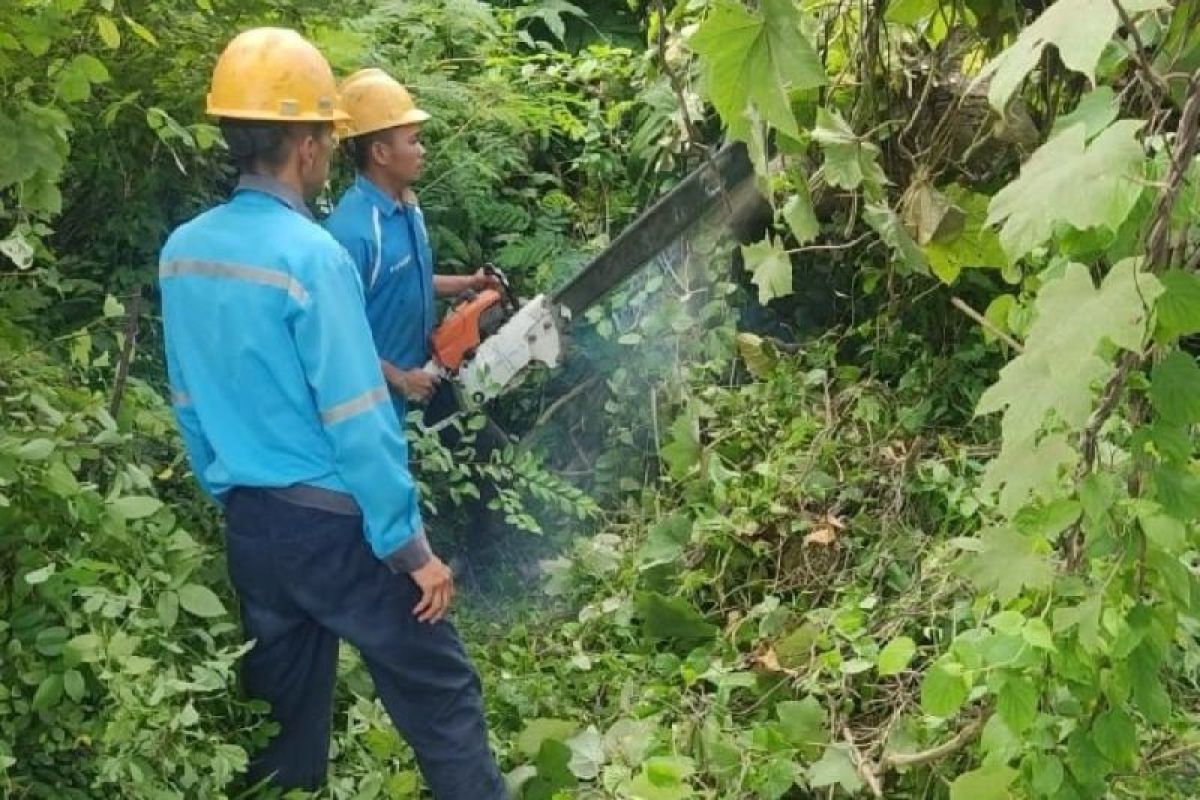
[383,527,433,573]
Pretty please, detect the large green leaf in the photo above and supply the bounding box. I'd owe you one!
[812,108,887,194]
[923,187,1008,284]
[1155,270,1200,341]
[605,718,656,765]
[31,674,64,712]
[636,592,718,646]
[565,727,604,781]
[626,756,695,800]
[876,636,917,676]
[525,739,577,800]
[95,15,121,49]
[885,0,938,25]
[1131,665,1172,725]
[806,745,862,794]
[920,658,969,717]
[637,514,691,569]
[863,202,927,275]
[110,495,163,520]
[777,697,828,755]
[689,0,825,138]
[514,0,586,45]
[178,583,227,619]
[1091,706,1136,769]
[1030,753,1066,796]
[962,527,1055,602]
[735,332,781,378]
[977,0,1169,111]
[982,432,1078,518]
[660,412,701,480]
[1051,87,1119,139]
[1150,351,1200,425]
[56,53,110,103]
[518,718,579,758]
[742,237,793,305]
[986,120,1146,261]
[977,260,1162,514]
[997,674,1039,733]
[950,765,1018,800]
[782,185,818,245]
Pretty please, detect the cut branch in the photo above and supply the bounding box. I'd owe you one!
[842,727,884,799]
[881,711,989,770]
[109,291,143,419]
[951,296,1024,352]
[848,711,991,795]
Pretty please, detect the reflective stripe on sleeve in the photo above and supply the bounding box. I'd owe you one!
[320,386,389,425]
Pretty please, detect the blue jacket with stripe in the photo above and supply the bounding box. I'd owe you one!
[158,176,430,572]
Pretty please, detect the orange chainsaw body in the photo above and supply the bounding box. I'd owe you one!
[430,288,506,371]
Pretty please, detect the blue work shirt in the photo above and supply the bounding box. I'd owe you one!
[158,175,430,572]
[324,175,435,371]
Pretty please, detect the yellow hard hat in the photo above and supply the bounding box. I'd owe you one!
[206,27,349,123]
[338,68,430,139]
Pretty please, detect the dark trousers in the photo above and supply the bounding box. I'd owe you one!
[223,488,507,798]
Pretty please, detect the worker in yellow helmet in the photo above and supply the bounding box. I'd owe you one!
[324,68,499,407]
[158,30,505,797]
[325,68,514,578]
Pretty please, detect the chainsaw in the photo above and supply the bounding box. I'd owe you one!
[423,142,758,419]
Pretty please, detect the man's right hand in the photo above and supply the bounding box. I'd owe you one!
[382,361,438,403]
[410,555,454,623]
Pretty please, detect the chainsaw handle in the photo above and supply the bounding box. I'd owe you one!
[481,262,518,313]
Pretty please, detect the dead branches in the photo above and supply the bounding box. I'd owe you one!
[844,711,992,799]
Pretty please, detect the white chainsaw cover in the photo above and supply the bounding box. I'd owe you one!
[458,294,564,404]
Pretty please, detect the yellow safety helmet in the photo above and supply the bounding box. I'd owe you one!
[338,68,430,139]
[206,27,349,123]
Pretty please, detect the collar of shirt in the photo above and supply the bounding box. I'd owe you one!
[234,174,313,220]
[353,174,419,219]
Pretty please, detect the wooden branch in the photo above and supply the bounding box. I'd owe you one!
[109,291,143,419]
[881,712,989,770]
[846,711,991,795]
[1111,0,1173,100]
[653,0,704,151]
[950,296,1024,352]
[842,727,885,799]
[532,375,601,430]
[1079,350,1140,474]
[1185,244,1200,274]
[1145,69,1200,268]
[1148,740,1200,765]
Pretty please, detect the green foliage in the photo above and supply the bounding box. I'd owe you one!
[986,120,1147,261]
[7,0,1200,797]
[688,0,825,139]
[977,260,1162,514]
[742,236,792,304]
[495,0,1200,798]
[0,314,262,797]
[977,0,1166,111]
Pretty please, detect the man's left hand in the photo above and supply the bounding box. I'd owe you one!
[471,268,501,292]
